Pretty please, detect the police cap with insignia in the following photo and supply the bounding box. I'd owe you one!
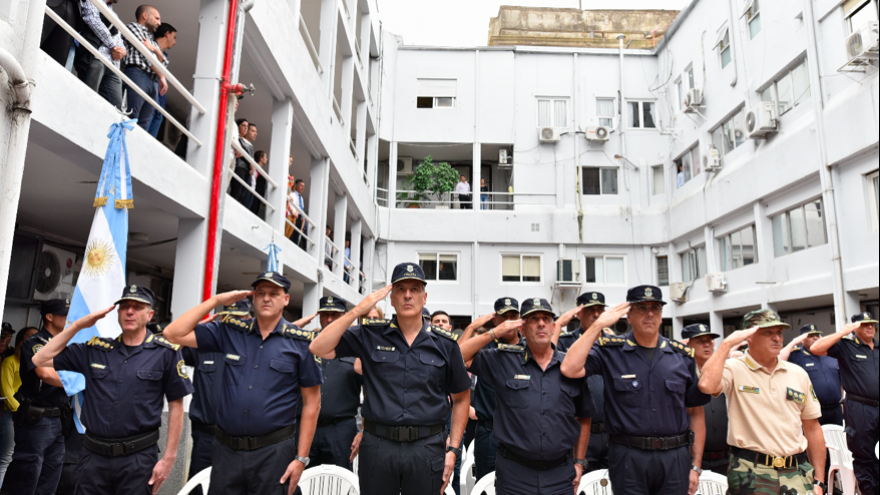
[0,322,13,337]
[742,309,791,330]
[799,324,823,336]
[852,312,879,325]
[682,324,720,340]
[40,298,70,316]
[422,307,432,321]
[318,296,348,313]
[114,285,155,307]
[252,271,292,291]
[626,285,667,306]
[576,292,607,309]
[520,298,556,319]
[391,262,427,285]
[494,297,520,315]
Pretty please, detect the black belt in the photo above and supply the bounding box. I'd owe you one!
[190,418,215,436]
[821,403,843,411]
[363,421,444,443]
[703,449,729,461]
[498,443,569,471]
[846,394,880,408]
[83,430,160,457]
[591,422,606,434]
[610,432,692,451]
[317,417,354,428]
[730,446,807,470]
[214,425,297,452]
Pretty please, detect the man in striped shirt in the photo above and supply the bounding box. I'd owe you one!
[122,5,168,129]
[75,0,125,108]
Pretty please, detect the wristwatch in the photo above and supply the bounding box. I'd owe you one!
[446,446,462,459]
[295,456,310,468]
[691,466,703,476]
[574,459,589,469]
[813,480,827,492]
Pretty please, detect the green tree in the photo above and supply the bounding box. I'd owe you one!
[410,156,458,205]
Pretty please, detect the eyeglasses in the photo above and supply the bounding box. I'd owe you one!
[631,305,663,315]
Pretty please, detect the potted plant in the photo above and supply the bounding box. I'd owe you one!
[396,176,420,209]
[410,156,458,209]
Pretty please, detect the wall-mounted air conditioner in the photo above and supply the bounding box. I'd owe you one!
[746,101,778,139]
[703,145,722,172]
[705,273,728,293]
[584,126,611,143]
[684,88,703,112]
[846,21,879,64]
[539,127,561,144]
[670,282,688,304]
[557,259,582,285]
[499,149,509,164]
[33,245,77,302]
[397,157,414,176]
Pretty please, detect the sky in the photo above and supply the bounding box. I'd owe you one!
[377,0,692,47]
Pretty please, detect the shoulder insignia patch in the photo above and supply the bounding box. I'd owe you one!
[87,336,117,352]
[497,343,525,353]
[282,325,317,342]
[598,337,625,347]
[793,345,802,351]
[429,326,459,342]
[222,315,252,332]
[559,331,575,338]
[670,340,695,359]
[363,318,392,328]
[177,360,189,379]
[154,336,181,352]
[32,344,44,354]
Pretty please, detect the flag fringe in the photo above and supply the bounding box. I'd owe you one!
[115,199,134,210]
[94,197,108,207]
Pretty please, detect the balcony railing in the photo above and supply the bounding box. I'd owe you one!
[299,15,324,75]
[286,200,317,255]
[384,190,554,210]
[228,139,279,214]
[332,96,344,125]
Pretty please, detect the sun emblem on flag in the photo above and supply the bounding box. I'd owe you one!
[82,239,115,277]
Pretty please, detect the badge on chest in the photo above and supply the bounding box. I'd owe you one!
[738,385,760,395]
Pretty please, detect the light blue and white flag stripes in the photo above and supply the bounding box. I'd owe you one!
[264,242,281,272]
[59,120,136,433]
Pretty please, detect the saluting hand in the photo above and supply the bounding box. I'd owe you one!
[280,459,305,495]
[590,303,629,334]
[494,319,524,340]
[723,326,759,348]
[66,306,116,333]
[353,285,392,317]
[214,290,253,307]
[473,312,496,329]
[840,322,861,335]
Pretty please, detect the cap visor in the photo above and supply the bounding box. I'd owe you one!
[114,297,152,306]
[580,302,608,309]
[522,309,557,319]
[755,321,791,330]
[496,308,519,315]
[692,332,721,340]
[392,277,427,285]
[318,308,346,313]
[252,278,287,289]
[860,320,879,324]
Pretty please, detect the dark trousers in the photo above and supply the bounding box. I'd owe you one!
[608,442,692,495]
[820,404,844,427]
[73,46,123,108]
[459,194,473,209]
[310,418,358,470]
[55,433,84,495]
[209,437,302,495]
[585,431,610,473]
[494,453,576,495]
[187,428,214,495]
[358,431,445,495]
[845,400,879,495]
[702,450,730,478]
[41,1,79,66]
[475,421,498,482]
[1,417,65,495]
[73,444,158,495]
[123,68,158,129]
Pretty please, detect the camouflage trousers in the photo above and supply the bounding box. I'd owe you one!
[728,455,816,495]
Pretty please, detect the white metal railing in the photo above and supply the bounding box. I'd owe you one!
[299,15,324,74]
[349,138,358,161]
[228,173,275,212]
[229,140,279,190]
[355,39,363,69]
[332,96,344,124]
[341,0,351,19]
[359,270,367,293]
[389,190,555,209]
[324,237,341,270]
[286,199,317,251]
[44,7,203,147]
[377,187,390,207]
[85,0,206,115]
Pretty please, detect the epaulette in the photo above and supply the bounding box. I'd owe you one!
[87,336,117,352]
[150,334,181,352]
[669,339,695,359]
[363,318,392,328]
[428,326,459,342]
[793,345,802,351]
[222,315,252,332]
[282,325,317,342]
[558,331,575,338]
[597,336,625,347]
[497,343,525,353]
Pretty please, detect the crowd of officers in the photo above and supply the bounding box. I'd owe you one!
[0,260,877,495]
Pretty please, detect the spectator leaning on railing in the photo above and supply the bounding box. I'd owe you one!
[122,4,168,129]
[75,0,126,109]
[146,22,178,139]
[42,0,83,67]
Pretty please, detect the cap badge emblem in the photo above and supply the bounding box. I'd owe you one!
[700,325,706,332]
[266,272,274,278]
[592,293,598,300]
[534,298,542,306]
[407,265,414,273]
[505,299,512,306]
[328,297,334,304]
[130,285,137,293]
[865,313,870,320]
[644,288,653,298]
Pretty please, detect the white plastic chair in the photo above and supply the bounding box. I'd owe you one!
[696,471,728,494]
[298,465,360,494]
[461,455,476,495]
[471,471,496,495]
[576,469,613,495]
[824,424,857,495]
[177,468,211,495]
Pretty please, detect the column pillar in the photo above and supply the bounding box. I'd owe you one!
[319,0,338,95]
[350,219,363,289]
[171,219,209,319]
[268,99,294,235]
[754,202,775,307]
[333,193,348,278]
[472,143,481,213]
[388,141,399,208]
[356,101,368,177]
[709,311,725,340]
[302,281,322,330]
[363,236,376,293]
[308,158,330,262]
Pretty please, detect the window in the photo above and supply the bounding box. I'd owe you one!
[585,256,626,285]
[676,79,685,112]
[711,108,747,157]
[657,256,670,286]
[582,168,619,195]
[719,225,758,271]
[846,0,879,34]
[417,79,457,109]
[743,0,762,39]
[687,66,696,91]
[419,253,458,282]
[869,171,879,231]
[675,146,701,187]
[652,165,666,195]
[628,101,657,129]
[681,246,708,283]
[771,200,828,257]
[596,98,615,127]
[760,59,811,117]
[502,255,542,283]
[538,98,569,129]
[717,27,732,68]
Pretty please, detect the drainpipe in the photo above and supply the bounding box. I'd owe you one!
[725,0,739,87]
[802,0,849,327]
[574,52,584,242]
[618,34,627,167]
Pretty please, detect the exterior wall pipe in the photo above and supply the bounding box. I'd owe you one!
[803,0,849,327]
[724,0,739,87]
[618,34,627,174]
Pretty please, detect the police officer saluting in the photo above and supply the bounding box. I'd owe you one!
[310,263,472,495]
[458,297,521,482]
[2,299,71,495]
[30,287,193,495]
[163,272,323,495]
[561,286,709,495]
[461,298,595,494]
[304,296,364,469]
[781,325,843,426]
[810,312,879,494]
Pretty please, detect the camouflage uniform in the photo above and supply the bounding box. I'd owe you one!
[728,456,816,495]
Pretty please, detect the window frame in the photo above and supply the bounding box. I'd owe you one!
[717,26,732,68]
[418,252,460,283]
[582,167,620,196]
[718,225,759,272]
[657,256,670,286]
[761,59,811,118]
[771,199,829,258]
[868,170,879,232]
[596,97,616,127]
[711,107,747,157]
[652,164,666,196]
[501,254,543,284]
[745,0,762,39]
[627,100,658,130]
[536,97,570,130]
[681,245,708,283]
[584,255,628,286]
[675,146,700,188]
[846,0,879,34]
[417,96,456,109]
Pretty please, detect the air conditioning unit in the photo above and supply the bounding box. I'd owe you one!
[670,282,688,304]
[846,21,879,63]
[397,157,414,176]
[746,101,779,139]
[499,149,509,164]
[538,127,561,144]
[703,145,722,172]
[584,126,611,143]
[33,245,77,302]
[684,88,703,112]
[556,259,582,285]
[705,273,728,293]
[498,162,513,170]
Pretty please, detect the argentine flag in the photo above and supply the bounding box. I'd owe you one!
[59,120,135,433]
